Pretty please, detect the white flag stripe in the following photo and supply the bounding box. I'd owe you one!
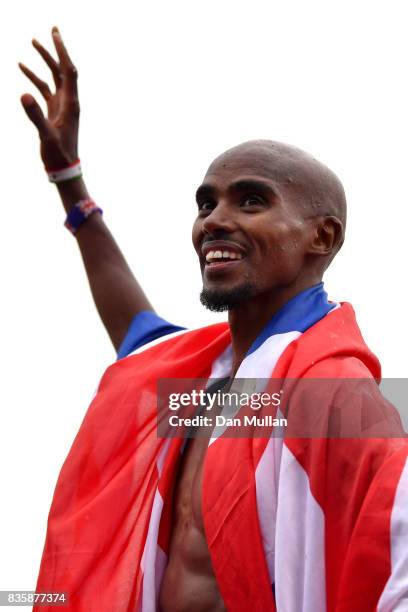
[140,440,171,610]
[275,445,326,612]
[378,457,408,611]
[255,436,281,583]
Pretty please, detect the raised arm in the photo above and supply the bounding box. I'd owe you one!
[19,26,154,352]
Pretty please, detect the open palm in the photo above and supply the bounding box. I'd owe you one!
[19,26,80,171]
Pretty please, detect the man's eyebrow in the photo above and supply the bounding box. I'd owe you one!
[195,184,215,203]
[195,179,277,203]
[228,179,277,197]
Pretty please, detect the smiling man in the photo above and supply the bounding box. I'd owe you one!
[192,140,346,374]
[20,27,408,612]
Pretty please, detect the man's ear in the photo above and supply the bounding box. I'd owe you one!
[308,216,344,256]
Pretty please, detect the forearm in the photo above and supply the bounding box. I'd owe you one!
[20,29,154,352]
[57,178,154,351]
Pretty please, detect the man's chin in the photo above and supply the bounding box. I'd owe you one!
[199,283,255,312]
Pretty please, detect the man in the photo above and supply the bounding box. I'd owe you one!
[20,28,408,612]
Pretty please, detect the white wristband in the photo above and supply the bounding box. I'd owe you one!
[47,159,82,183]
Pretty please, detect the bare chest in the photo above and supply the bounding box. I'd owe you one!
[172,435,209,539]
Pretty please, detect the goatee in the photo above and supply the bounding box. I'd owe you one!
[199,283,255,312]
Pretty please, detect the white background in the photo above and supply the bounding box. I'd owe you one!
[1,0,407,599]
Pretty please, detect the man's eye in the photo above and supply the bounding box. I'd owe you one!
[198,201,215,211]
[241,195,264,207]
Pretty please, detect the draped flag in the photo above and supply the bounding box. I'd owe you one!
[35,298,408,611]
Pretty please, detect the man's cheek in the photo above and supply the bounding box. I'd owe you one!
[191,221,201,251]
[260,239,305,282]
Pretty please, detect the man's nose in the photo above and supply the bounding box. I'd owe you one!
[201,202,236,235]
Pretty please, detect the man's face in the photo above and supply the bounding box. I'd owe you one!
[191,148,316,311]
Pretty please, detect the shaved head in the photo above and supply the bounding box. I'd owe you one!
[206,139,347,256]
[193,139,347,313]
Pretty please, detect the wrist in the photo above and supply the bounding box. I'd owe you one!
[46,158,82,183]
[57,177,90,214]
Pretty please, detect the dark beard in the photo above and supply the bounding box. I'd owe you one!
[199,283,255,312]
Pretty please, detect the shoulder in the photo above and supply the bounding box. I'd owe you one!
[305,355,375,378]
[274,303,382,380]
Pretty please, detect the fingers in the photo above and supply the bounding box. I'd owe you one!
[32,38,61,88]
[20,94,53,140]
[51,27,78,95]
[18,62,52,101]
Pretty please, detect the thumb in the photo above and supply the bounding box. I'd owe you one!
[20,94,53,140]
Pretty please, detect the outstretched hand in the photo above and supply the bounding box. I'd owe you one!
[19,26,80,171]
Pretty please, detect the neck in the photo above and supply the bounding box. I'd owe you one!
[228,276,321,377]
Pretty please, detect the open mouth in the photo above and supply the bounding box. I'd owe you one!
[205,249,244,266]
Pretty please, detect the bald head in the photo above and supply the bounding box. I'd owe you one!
[206,139,347,255]
[193,139,347,311]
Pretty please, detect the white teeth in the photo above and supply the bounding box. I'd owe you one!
[205,249,243,263]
